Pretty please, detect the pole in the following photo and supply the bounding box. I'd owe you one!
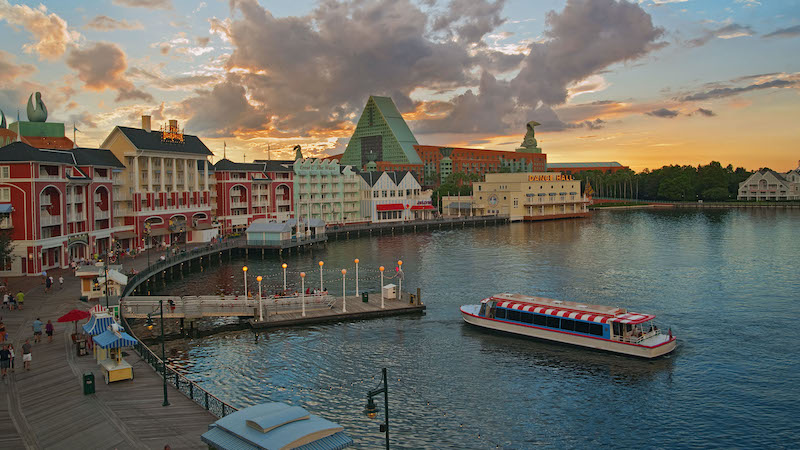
[383,367,389,450]
[355,258,359,296]
[379,266,385,309]
[319,261,324,292]
[341,269,347,313]
[243,266,248,296]
[160,299,169,406]
[103,258,110,308]
[282,263,287,291]
[300,273,306,317]
[257,276,263,321]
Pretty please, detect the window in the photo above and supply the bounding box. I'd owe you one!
[533,314,547,326]
[508,310,521,322]
[590,324,604,336]
[560,319,575,331]
[546,316,560,329]
[521,312,533,324]
[373,191,379,198]
[495,308,506,319]
[574,321,591,334]
[0,166,9,179]
[0,188,9,202]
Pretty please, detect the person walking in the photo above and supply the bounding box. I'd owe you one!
[32,318,43,343]
[8,344,14,372]
[16,291,23,310]
[59,275,64,289]
[21,339,31,371]
[2,292,8,310]
[0,345,10,378]
[45,320,54,343]
[45,276,52,293]
[0,321,5,343]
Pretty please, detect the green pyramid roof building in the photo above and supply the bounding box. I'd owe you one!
[340,96,422,168]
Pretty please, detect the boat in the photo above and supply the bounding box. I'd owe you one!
[460,293,676,358]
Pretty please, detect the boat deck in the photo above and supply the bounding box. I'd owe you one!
[491,293,626,316]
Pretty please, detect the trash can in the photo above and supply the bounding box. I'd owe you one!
[409,294,416,305]
[83,372,95,395]
[361,292,369,303]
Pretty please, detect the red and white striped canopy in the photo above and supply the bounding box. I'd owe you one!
[90,305,109,315]
[486,299,655,324]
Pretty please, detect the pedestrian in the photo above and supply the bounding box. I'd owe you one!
[16,291,24,310]
[2,292,8,310]
[21,339,31,371]
[32,318,43,343]
[59,275,64,289]
[0,344,10,378]
[45,276,52,293]
[0,321,5,343]
[45,320,54,343]
[8,343,14,372]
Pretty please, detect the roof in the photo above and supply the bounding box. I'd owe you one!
[359,170,413,187]
[0,142,74,164]
[67,147,125,168]
[93,328,138,349]
[21,136,75,150]
[758,168,787,182]
[116,126,213,156]
[486,293,655,324]
[82,313,116,336]
[98,269,128,285]
[370,96,422,164]
[214,158,271,173]
[446,202,473,209]
[247,220,291,233]
[254,160,295,172]
[201,402,353,450]
[546,162,624,168]
[286,218,326,228]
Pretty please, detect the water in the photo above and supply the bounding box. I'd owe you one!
[158,209,800,448]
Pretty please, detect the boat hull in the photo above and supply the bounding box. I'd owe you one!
[460,305,676,359]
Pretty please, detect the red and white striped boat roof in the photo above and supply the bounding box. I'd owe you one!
[482,294,655,324]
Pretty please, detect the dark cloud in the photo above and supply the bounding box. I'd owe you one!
[763,24,800,39]
[67,111,98,129]
[432,0,506,44]
[196,36,210,47]
[180,78,269,137]
[85,15,143,31]
[681,79,795,101]
[66,42,153,102]
[687,23,754,47]
[694,108,715,117]
[646,108,679,118]
[112,0,173,9]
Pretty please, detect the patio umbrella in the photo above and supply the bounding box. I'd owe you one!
[58,309,91,334]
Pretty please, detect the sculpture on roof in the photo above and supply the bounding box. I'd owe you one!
[0,110,6,129]
[26,92,48,122]
[520,121,540,149]
[294,144,303,160]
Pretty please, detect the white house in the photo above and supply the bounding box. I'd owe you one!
[738,163,800,200]
[359,171,434,223]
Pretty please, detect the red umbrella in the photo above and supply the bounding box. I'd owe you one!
[58,309,91,335]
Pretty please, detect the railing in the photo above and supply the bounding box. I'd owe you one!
[40,214,62,226]
[0,218,11,229]
[524,196,587,205]
[94,210,110,220]
[245,235,327,248]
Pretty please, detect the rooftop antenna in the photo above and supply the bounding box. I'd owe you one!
[16,109,21,142]
[223,141,227,160]
[267,143,271,161]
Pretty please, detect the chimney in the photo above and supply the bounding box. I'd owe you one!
[142,115,151,132]
[169,119,178,132]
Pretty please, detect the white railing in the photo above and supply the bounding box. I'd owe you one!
[94,210,110,220]
[230,200,247,208]
[0,217,11,229]
[40,214,61,227]
[122,294,334,319]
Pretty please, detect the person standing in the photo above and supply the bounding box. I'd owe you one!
[8,344,14,372]
[2,292,8,310]
[21,339,31,371]
[32,318,43,343]
[0,321,5,343]
[16,291,23,310]
[45,320,54,343]
[59,275,64,289]
[0,345,10,378]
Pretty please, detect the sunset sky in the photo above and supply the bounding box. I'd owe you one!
[1,0,798,171]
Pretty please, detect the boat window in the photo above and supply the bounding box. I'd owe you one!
[560,319,575,331]
[508,310,521,322]
[574,320,591,334]
[612,322,622,337]
[590,324,604,336]
[495,308,506,319]
[546,316,560,328]
[520,312,533,324]
[479,303,487,317]
[533,314,546,326]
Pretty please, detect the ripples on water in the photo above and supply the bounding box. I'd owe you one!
[157,209,800,448]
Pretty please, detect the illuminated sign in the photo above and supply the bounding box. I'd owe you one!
[528,174,573,181]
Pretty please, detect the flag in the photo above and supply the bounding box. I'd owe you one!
[74,124,80,133]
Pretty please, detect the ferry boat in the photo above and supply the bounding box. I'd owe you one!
[460,293,676,358]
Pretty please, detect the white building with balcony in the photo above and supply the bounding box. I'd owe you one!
[737,164,800,201]
[293,158,363,225]
[358,171,434,222]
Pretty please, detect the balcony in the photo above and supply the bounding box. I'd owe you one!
[0,217,11,229]
[39,172,61,180]
[276,198,292,206]
[66,211,86,222]
[230,200,247,209]
[40,214,62,227]
[94,210,110,220]
[67,194,84,204]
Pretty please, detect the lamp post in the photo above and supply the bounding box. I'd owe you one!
[146,300,170,407]
[256,275,263,321]
[354,258,360,296]
[300,272,306,317]
[379,266,385,309]
[363,367,390,449]
[282,263,288,292]
[341,269,347,313]
[318,260,324,292]
[397,260,403,302]
[102,255,110,308]
[242,266,248,297]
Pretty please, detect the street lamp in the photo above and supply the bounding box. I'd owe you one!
[102,255,110,308]
[379,266,385,309]
[242,266,248,297]
[354,258,360,296]
[145,299,170,407]
[341,269,347,313]
[300,272,306,317]
[318,260,324,292]
[256,275,263,321]
[282,263,288,292]
[397,260,403,302]
[363,367,390,449]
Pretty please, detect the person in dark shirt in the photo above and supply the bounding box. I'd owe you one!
[0,344,11,378]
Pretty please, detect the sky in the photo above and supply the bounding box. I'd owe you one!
[1,0,798,171]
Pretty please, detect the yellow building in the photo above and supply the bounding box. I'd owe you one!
[471,172,589,222]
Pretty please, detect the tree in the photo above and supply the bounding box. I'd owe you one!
[701,187,730,201]
[0,231,12,270]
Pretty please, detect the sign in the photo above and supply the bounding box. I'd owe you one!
[488,195,498,206]
[68,233,89,246]
[528,174,573,182]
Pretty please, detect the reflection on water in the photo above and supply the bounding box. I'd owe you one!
[159,209,800,448]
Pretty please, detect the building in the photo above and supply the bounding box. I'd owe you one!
[416,144,546,186]
[100,116,214,249]
[546,161,629,175]
[0,141,128,276]
[212,159,295,234]
[2,93,75,150]
[737,164,800,200]
[470,172,589,222]
[359,171,434,222]
[293,158,363,225]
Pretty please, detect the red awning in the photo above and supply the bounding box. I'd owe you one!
[410,204,435,210]
[376,203,405,211]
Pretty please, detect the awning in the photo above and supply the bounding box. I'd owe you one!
[82,313,116,335]
[93,328,138,349]
[192,223,214,230]
[548,193,557,196]
[113,230,138,239]
[376,203,405,211]
[569,192,578,195]
[410,204,434,210]
[147,228,170,236]
[495,300,655,324]
[0,204,12,213]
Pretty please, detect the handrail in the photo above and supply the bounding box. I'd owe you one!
[119,313,238,418]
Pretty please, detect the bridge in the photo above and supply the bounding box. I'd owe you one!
[122,294,336,319]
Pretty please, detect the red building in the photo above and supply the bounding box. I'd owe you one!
[414,145,547,187]
[213,159,295,234]
[0,142,126,276]
[546,162,629,174]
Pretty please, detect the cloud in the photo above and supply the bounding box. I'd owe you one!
[687,23,754,47]
[196,36,210,47]
[112,0,173,9]
[0,0,80,59]
[693,108,715,117]
[179,78,270,137]
[432,0,507,44]
[0,50,36,83]
[763,25,800,39]
[127,67,220,90]
[85,15,143,31]
[66,42,154,102]
[68,111,98,129]
[680,78,796,101]
[646,108,679,118]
